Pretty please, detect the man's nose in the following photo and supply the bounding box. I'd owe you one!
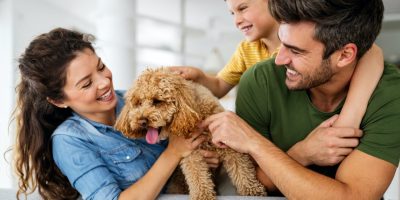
[275,47,290,65]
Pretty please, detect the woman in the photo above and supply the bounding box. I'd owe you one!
[14,28,206,200]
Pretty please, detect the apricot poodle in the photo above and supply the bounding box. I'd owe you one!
[115,68,266,200]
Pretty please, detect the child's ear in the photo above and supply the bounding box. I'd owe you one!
[336,43,357,68]
[46,97,68,108]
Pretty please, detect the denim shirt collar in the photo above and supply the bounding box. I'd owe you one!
[71,90,126,133]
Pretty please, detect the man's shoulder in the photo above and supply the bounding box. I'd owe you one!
[241,58,283,84]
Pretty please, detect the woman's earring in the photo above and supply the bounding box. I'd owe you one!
[64,105,68,109]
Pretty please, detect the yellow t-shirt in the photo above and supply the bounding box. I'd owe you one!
[217,40,277,85]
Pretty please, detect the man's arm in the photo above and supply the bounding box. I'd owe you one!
[205,112,396,199]
[257,115,362,193]
[252,139,396,199]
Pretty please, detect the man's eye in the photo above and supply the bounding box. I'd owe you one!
[290,49,300,55]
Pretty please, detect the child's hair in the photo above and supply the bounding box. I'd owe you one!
[269,0,384,59]
[14,28,94,199]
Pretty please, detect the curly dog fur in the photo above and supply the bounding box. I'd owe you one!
[115,68,266,200]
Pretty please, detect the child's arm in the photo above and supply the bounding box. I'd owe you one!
[333,44,384,128]
[169,66,234,98]
[286,45,383,167]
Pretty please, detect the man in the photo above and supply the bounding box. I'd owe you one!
[202,0,400,198]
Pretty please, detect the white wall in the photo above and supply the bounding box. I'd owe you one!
[0,0,16,189]
[13,0,95,57]
[0,0,96,189]
[377,21,400,63]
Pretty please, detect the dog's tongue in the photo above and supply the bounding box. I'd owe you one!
[146,127,159,144]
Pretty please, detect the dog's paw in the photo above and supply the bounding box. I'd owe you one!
[189,192,216,200]
[237,182,267,196]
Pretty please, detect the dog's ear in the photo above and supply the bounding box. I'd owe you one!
[169,80,201,138]
[114,105,134,135]
[115,90,136,135]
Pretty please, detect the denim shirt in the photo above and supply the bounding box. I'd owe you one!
[52,90,167,200]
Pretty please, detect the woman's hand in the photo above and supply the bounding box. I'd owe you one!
[200,150,221,169]
[166,128,207,158]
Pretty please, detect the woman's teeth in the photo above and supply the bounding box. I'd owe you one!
[98,90,112,101]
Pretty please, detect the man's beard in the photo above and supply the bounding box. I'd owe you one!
[286,58,333,90]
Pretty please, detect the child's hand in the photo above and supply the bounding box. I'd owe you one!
[167,128,206,158]
[169,66,206,82]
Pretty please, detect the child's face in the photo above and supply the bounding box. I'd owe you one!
[226,0,278,42]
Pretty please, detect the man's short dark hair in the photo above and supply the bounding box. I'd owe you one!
[269,0,384,59]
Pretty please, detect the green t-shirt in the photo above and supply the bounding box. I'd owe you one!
[236,59,400,177]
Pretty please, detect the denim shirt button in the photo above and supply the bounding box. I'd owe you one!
[126,156,130,160]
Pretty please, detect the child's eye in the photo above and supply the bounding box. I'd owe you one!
[238,6,247,12]
[82,81,92,89]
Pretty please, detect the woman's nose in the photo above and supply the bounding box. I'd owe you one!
[97,76,110,90]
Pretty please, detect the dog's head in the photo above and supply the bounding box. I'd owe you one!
[115,68,201,144]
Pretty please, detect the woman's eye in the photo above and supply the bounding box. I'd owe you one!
[99,63,106,71]
[82,81,92,88]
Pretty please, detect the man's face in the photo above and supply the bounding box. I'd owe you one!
[275,22,334,90]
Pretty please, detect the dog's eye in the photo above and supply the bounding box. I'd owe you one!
[133,100,141,106]
[153,98,162,105]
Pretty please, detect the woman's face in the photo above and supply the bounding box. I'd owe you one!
[61,48,117,124]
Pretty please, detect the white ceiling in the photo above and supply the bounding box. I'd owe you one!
[42,0,234,31]
[42,0,400,31]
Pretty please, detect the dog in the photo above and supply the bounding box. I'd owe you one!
[115,68,266,200]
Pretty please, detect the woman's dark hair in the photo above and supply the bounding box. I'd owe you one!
[15,27,94,200]
[268,0,384,59]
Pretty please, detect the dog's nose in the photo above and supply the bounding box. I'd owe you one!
[138,118,148,128]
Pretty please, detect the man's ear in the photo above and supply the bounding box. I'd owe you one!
[46,97,68,108]
[336,43,358,68]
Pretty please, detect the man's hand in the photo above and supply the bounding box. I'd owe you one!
[288,115,363,166]
[200,111,264,154]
